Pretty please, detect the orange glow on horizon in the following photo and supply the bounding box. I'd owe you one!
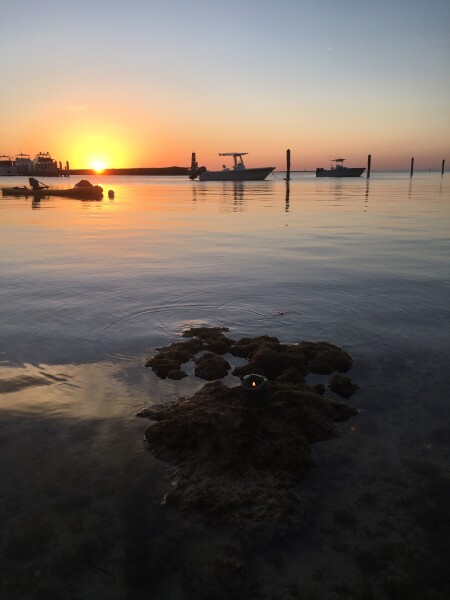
[51,116,147,169]
[4,109,448,172]
[70,133,125,170]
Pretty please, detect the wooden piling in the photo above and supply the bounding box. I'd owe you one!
[286,149,291,181]
[367,154,371,178]
[410,157,414,177]
[66,160,70,177]
[442,159,445,175]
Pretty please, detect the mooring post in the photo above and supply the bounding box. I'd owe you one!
[367,154,371,178]
[286,149,291,181]
[410,157,414,177]
[442,159,445,175]
[66,160,70,177]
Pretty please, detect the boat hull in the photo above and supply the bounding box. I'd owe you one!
[198,167,274,182]
[1,187,103,199]
[316,167,365,178]
[0,168,17,176]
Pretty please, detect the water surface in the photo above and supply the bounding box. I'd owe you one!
[1,172,449,599]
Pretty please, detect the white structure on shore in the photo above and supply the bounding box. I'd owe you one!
[0,151,62,176]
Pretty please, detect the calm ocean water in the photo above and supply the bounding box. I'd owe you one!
[1,172,449,599]
[2,172,448,364]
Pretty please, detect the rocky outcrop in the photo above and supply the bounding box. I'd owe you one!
[139,327,359,524]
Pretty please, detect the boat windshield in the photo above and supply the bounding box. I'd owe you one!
[219,152,247,169]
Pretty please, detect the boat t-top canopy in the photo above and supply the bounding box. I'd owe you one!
[218,152,249,170]
[219,152,248,157]
[332,158,346,162]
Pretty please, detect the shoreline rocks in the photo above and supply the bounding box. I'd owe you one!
[139,327,359,524]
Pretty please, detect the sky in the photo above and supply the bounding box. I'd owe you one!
[1,0,449,170]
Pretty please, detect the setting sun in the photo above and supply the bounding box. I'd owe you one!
[92,160,106,173]
[65,130,133,169]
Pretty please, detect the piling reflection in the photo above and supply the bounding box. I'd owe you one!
[364,180,370,211]
[183,175,402,217]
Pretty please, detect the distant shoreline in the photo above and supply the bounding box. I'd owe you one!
[69,167,189,176]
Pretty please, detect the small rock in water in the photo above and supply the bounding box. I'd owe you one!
[330,374,360,398]
[193,352,230,380]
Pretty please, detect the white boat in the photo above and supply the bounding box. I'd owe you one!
[32,152,59,176]
[316,158,365,178]
[15,153,33,175]
[0,155,16,176]
[189,152,275,181]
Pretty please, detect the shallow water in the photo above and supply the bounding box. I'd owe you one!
[1,172,449,599]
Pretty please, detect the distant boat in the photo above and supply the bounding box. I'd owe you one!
[15,153,33,175]
[189,152,275,181]
[32,151,59,176]
[316,158,365,178]
[0,155,16,176]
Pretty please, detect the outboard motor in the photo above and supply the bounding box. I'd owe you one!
[188,152,198,180]
[188,152,207,180]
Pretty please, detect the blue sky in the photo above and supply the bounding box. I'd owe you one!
[1,0,449,169]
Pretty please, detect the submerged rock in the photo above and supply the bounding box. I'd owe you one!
[182,325,234,354]
[140,327,359,524]
[145,327,353,384]
[194,352,230,380]
[142,381,357,524]
[330,374,360,399]
[144,338,203,379]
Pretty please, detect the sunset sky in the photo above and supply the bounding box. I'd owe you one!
[1,0,449,170]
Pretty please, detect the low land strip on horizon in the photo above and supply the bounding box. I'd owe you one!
[69,167,189,176]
